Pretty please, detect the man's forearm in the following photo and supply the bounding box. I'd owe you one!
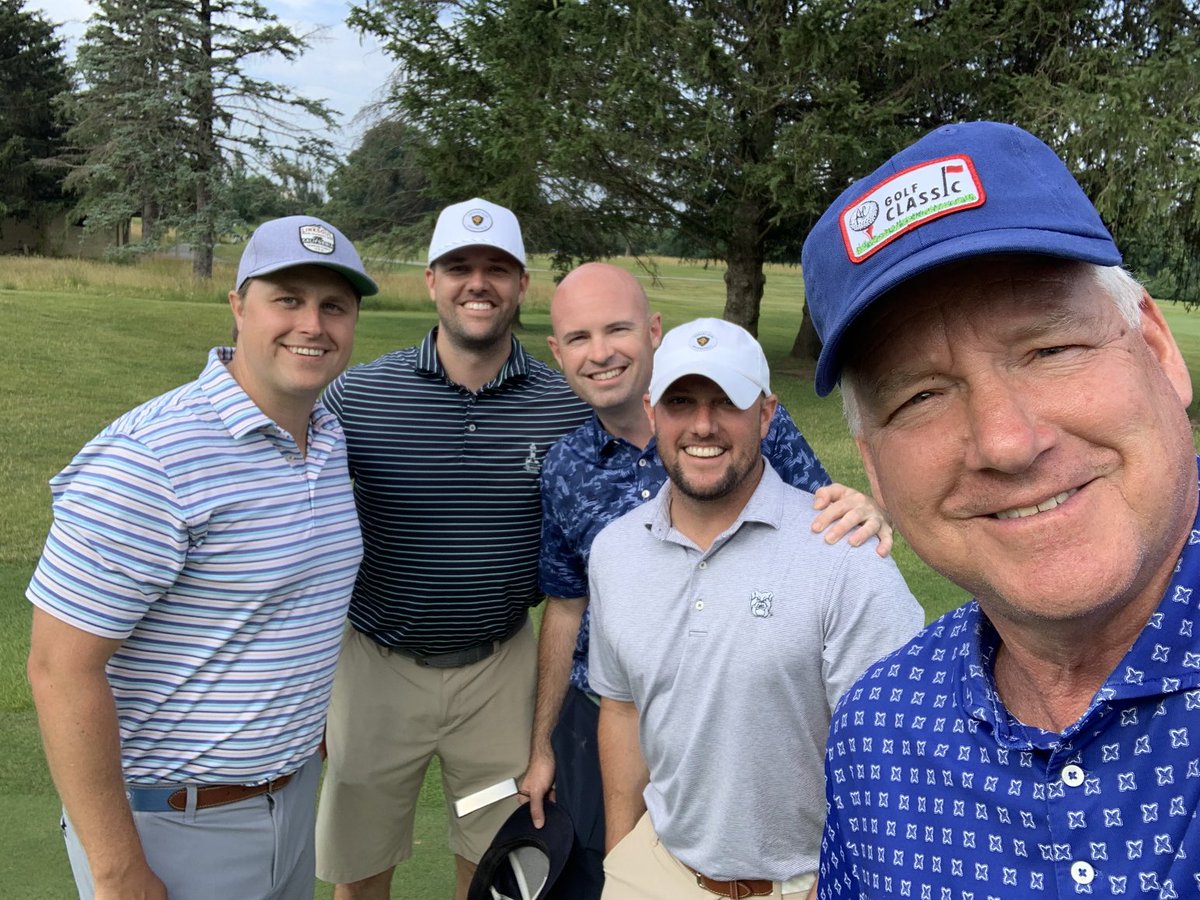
[529,597,587,759]
[28,610,162,895]
[598,696,649,853]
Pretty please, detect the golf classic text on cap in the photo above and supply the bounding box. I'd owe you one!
[427,198,526,267]
[800,121,1122,396]
[648,317,771,410]
[236,215,379,297]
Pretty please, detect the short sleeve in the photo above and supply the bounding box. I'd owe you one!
[26,435,189,639]
[762,403,831,492]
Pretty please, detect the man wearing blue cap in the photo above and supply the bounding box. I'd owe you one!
[315,199,592,900]
[802,122,1200,896]
[26,216,376,899]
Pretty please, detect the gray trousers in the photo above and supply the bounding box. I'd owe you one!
[62,754,321,900]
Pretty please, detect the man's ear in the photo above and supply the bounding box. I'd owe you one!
[649,312,663,348]
[855,435,890,517]
[547,333,563,368]
[1138,291,1193,407]
[643,393,656,433]
[760,394,778,439]
[424,267,436,300]
[517,269,530,305]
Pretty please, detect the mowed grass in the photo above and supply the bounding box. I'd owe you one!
[3,252,1198,896]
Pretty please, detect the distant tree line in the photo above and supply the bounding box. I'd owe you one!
[342,0,1200,357]
[6,0,1200,362]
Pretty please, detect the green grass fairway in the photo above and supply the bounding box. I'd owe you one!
[3,254,1197,896]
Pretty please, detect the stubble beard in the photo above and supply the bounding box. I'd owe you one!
[666,453,746,502]
[440,304,519,354]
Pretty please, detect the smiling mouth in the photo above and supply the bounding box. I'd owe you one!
[589,367,625,382]
[994,488,1078,519]
[684,446,725,458]
[463,301,494,311]
[287,346,326,357]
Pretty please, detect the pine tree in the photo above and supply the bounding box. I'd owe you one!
[66,0,339,278]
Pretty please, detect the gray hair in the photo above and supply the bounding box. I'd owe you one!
[840,263,1146,436]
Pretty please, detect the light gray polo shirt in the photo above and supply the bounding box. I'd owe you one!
[588,461,923,882]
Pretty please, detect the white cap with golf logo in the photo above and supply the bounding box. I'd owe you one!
[648,317,771,410]
[427,198,526,267]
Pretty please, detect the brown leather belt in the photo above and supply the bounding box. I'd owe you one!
[685,865,773,899]
[164,771,294,811]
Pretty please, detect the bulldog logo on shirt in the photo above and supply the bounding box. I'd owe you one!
[750,590,773,618]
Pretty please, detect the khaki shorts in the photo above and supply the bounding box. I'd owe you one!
[315,620,536,884]
[602,811,815,900]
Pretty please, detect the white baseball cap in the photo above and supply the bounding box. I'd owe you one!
[427,197,526,267]
[648,318,771,410]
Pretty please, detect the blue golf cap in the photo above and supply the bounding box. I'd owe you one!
[236,216,379,297]
[801,121,1122,396]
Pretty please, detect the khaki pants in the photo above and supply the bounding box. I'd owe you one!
[315,621,536,883]
[602,812,814,900]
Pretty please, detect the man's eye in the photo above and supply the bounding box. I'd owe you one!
[1034,345,1070,358]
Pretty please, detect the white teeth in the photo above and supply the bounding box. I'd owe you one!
[288,346,324,357]
[995,489,1077,520]
[685,446,724,458]
[591,368,622,382]
[464,301,493,310]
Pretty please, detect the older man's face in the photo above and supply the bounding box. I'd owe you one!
[851,257,1195,631]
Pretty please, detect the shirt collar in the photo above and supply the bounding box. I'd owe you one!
[580,413,657,463]
[642,459,786,547]
[201,347,337,441]
[415,327,530,389]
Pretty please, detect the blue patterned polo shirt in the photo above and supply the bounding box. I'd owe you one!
[539,404,830,694]
[819,466,1200,899]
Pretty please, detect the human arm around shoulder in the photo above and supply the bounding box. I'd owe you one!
[598,696,648,853]
[762,404,892,555]
[27,609,167,900]
[811,482,893,557]
[521,595,587,828]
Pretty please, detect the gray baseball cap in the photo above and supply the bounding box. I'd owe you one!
[236,216,379,296]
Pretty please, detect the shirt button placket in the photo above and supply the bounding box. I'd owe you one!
[1059,764,1092,887]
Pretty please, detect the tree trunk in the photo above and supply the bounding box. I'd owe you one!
[722,244,765,337]
[789,303,823,361]
[191,0,215,282]
[142,198,158,245]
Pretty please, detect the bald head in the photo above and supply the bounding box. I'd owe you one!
[547,262,662,430]
[551,263,650,332]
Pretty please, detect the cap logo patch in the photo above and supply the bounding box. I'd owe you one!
[463,208,494,233]
[298,224,335,255]
[840,154,984,263]
[692,333,714,350]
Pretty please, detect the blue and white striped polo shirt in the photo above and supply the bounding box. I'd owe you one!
[27,348,363,785]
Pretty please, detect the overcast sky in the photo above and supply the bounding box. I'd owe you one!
[25,0,392,155]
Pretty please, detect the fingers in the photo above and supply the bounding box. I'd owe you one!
[518,767,553,829]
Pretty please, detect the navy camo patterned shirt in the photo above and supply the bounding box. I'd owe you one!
[819,466,1200,899]
[538,404,830,695]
